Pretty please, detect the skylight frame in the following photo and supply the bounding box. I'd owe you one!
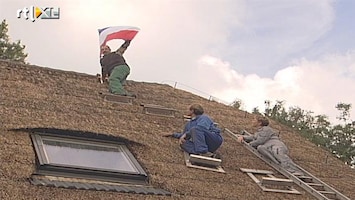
[30,132,148,184]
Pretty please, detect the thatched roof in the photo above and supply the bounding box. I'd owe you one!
[1,60,354,200]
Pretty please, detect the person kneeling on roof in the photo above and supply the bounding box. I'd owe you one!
[166,104,223,157]
[237,116,302,174]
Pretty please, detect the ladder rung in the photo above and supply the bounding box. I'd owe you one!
[240,168,273,175]
[189,154,221,167]
[318,190,337,198]
[307,183,323,187]
[319,191,336,195]
[297,176,312,180]
[292,172,304,176]
[261,177,294,186]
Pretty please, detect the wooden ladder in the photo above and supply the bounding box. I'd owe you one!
[240,168,301,194]
[140,103,176,117]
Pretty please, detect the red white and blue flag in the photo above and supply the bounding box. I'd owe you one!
[98,26,140,47]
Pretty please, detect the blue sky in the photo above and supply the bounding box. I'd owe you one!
[1,0,354,124]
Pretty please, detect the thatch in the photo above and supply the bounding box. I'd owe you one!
[1,60,354,200]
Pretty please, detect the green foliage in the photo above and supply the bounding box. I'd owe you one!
[264,100,272,116]
[327,124,355,165]
[252,107,261,114]
[231,99,242,109]
[335,103,351,123]
[263,100,354,167]
[0,19,28,63]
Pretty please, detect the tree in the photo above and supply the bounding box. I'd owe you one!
[231,98,242,110]
[288,106,304,125]
[0,19,28,63]
[328,123,355,165]
[264,100,272,116]
[268,100,288,123]
[261,99,354,167]
[335,102,351,123]
[314,115,330,138]
[252,107,261,114]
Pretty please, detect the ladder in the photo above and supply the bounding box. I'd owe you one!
[240,168,301,194]
[224,128,351,200]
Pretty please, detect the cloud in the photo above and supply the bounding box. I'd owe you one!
[190,52,355,124]
[221,0,336,77]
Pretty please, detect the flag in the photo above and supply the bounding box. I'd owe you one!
[98,26,140,47]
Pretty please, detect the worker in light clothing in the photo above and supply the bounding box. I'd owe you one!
[100,40,136,97]
[238,116,302,174]
[168,104,223,157]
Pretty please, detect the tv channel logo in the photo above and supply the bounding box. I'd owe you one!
[17,6,60,22]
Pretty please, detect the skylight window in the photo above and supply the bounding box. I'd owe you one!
[31,132,147,184]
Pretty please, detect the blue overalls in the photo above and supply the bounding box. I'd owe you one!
[173,115,223,154]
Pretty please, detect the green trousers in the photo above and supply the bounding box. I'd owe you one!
[109,65,130,95]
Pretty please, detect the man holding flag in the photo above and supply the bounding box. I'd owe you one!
[98,26,140,98]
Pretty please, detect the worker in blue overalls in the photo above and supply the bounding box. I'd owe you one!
[169,104,223,157]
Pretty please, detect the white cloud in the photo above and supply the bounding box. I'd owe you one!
[189,52,355,124]
[222,0,336,76]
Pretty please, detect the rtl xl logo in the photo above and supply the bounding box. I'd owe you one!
[17,6,60,22]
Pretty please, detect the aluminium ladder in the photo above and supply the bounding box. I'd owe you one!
[224,128,351,200]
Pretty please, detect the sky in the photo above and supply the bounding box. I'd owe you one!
[1,0,354,125]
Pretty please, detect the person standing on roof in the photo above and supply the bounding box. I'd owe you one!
[237,116,302,174]
[100,40,136,98]
[165,104,223,157]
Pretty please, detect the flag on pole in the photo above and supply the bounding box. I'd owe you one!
[98,26,140,47]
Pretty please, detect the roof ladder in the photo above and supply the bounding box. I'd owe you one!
[183,152,225,173]
[102,93,134,104]
[140,104,176,117]
[224,128,351,200]
[240,168,301,195]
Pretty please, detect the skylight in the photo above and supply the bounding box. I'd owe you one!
[31,132,147,184]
